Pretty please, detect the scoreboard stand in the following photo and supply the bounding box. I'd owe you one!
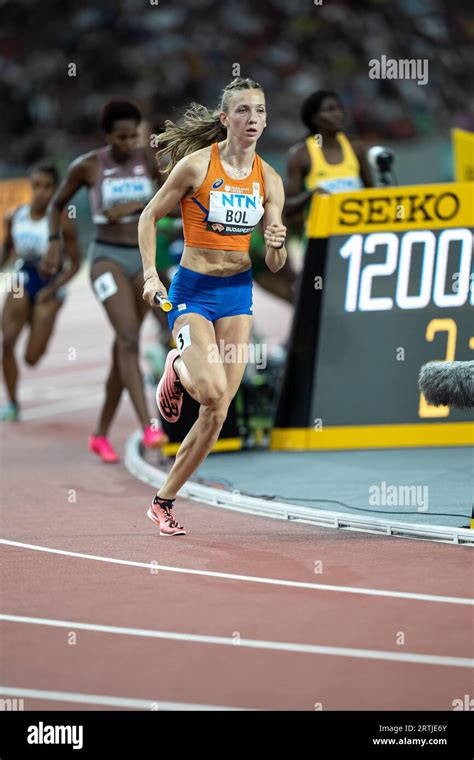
[271,182,474,451]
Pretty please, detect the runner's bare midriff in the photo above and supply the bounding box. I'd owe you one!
[94,221,141,247]
[181,245,252,277]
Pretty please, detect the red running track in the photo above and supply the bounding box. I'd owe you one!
[0,269,472,711]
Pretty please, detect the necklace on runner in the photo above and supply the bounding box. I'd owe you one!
[223,155,251,178]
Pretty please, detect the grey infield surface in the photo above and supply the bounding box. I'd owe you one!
[195,447,473,528]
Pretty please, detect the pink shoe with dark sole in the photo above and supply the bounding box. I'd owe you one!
[147,496,186,537]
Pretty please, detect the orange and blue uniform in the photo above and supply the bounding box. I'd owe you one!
[167,142,266,330]
[181,141,266,250]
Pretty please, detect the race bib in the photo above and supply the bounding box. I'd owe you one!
[207,190,264,235]
[316,176,363,194]
[93,175,154,224]
[93,271,118,302]
[102,176,154,208]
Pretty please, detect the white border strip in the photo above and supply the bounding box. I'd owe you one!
[23,394,104,420]
[124,431,474,547]
[0,686,244,711]
[1,539,472,605]
[1,615,472,668]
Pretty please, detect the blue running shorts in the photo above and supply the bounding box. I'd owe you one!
[167,265,253,330]
[16,261,66,304]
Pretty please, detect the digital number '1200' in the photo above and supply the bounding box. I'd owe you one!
[339,229,473,312]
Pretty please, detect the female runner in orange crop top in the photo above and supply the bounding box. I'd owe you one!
[138,77,287,536]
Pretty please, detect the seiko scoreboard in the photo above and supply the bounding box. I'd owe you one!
[271,182,474,450]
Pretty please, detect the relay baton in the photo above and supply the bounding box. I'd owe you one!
[153,292,173,313]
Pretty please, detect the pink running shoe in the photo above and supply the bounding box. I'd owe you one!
[142,424,169,449]
[156,349,184,423]
[89,435,120,463]
[147,495,186,537]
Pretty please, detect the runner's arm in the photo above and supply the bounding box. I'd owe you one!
[51,215,82,290]
[1,210,15,267]
[138,156,196,304]
[263,168,287,273]
[40,158,89,276]
[353,140,373,188]
[284,145,323,216]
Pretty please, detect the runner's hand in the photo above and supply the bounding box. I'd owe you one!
[143,274,167,307]
[264,222,286,250]
[36,286,56,304]
[39,240,60,277]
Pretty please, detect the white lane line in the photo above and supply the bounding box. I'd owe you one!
[0,686,245,711]
[22,394,104,420]
[1,614,472,668]
[14,387,94,403]
[21,368,107,389]
[28,347,110,365]
[1,539,472,606]
[18,383,104,404]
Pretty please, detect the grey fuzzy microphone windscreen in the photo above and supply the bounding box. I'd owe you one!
[418,361,474,410]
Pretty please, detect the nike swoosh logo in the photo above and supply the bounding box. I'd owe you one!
[103,168,119,176]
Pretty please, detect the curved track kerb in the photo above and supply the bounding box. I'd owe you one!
[125,431,474,546]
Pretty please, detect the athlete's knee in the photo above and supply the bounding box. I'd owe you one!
[195,373,227,406]
[116,330,139,354]
[200,400,229,431]
[24,349,43,366]
[2,333,17,354]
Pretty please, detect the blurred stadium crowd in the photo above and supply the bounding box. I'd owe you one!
[1,0,473,175]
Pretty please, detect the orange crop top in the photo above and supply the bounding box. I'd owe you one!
[180,142,266,251]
